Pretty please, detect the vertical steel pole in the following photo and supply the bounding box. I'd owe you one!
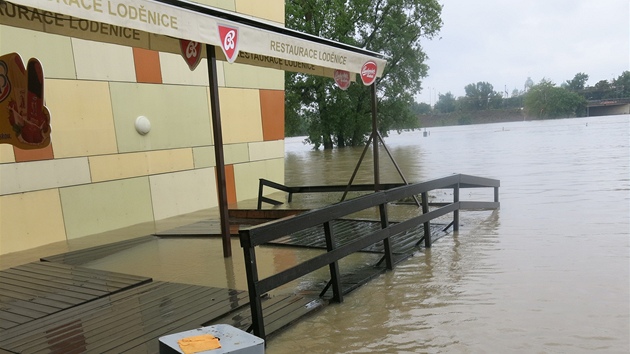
[323,221,343,303]
[371,83,379,192]
[207,44,232,258]
[422,192,431,248]
[453,183,460,232]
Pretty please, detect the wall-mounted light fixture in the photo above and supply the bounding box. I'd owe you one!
[135,116,151,135]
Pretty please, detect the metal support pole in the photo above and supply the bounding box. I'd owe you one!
[323,221,343,303]
[421,192,431,248]
[207,44,232,258]
[241,239,265,339]
[341,134,373,201]
[453,183,460,232]
[371,83,380,192]
[379,204,393,270]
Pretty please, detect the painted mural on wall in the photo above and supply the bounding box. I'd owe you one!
[0,52,51,149]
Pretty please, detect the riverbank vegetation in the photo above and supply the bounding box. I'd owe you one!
[418,71,630,127]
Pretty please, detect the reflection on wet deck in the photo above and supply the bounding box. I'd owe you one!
[0,216,441,352]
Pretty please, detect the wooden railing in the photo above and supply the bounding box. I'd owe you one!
[241,174,500,339]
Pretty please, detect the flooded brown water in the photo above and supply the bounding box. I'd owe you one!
[4,115,626,353]
[268,115,629,353]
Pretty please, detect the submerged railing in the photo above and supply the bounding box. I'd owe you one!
[241,174,500,339]
[256,178,407,209]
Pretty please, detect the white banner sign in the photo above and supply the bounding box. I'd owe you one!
[6,0,386,78]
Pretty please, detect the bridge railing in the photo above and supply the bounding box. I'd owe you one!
[240,174,500,339]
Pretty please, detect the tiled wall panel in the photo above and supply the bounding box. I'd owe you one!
[260,90,285,141]
[60,177,154,239]
[223,143,250,164]
[233,158,284,200]
[219,88,263,144]
[0,158,90,195]
[71,38,136,82]
[235,0,285,24]
[0,145,15,164]
[89,149,194,183]
[159,52,212,86]
[192,146,216,168]
[0,189,67,254]
[45,79,118,158]
[222,63,284,90]
[110,83,213,152]
[192,0,236,11]
[248,140,284,162]
[0,26,76,79]
[149,168,218,220]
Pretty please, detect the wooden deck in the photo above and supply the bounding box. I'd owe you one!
[0,262,151,331]
[0,261,322,353]
[1,217,447,352]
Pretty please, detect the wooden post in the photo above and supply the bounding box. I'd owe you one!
[206,44,232,257]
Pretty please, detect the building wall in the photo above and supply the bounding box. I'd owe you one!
[0,0,286,254]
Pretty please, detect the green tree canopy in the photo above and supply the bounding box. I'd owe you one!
[562,72,589,92]
[459,82,503,110]
[524,79,586,118]
[434,92,456,113]
[285,0,443,149]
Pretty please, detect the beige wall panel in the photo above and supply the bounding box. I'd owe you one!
[235,0,285,24]
[60,177,154,239]
[71,38,136,82]
[192,0,236,11]
[46,80,118,158]
[0,190,66,254]
[0,145,15,163]
[248,140,285,162]
[0,26,76,79]
[0,190,65,254]
[224,143,249,164]
[146,149,195,174]
[233,158,284,200]
[89,149,194,182]
[219,88,263,144]
[110,83,213,152]
[193,146,216,168]
[149,168,218,220]
[89,152,148,183]
[159,52,210,86]
[222,63,284,90]
[0,158,90,195]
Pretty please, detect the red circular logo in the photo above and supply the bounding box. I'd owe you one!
[334,70,351,90]
[360,61,377,86]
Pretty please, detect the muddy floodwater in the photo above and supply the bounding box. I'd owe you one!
[8,115,626,353]
[267,115,629,353]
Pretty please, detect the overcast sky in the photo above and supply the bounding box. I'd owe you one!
[417,0,630,104]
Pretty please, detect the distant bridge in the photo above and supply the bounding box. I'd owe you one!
[587,98,630,116]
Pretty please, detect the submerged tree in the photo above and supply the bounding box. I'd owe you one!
[285,0,443,149]
[524,79,586,118]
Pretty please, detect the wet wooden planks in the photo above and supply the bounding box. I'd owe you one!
[267,219,448,254]
[41,236,156,266]
[0,281,250,353]
[0,262,151,331]
[206,294,325,340]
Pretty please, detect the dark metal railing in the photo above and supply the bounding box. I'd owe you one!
[256,178,407,209]
[241,174,500,339]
